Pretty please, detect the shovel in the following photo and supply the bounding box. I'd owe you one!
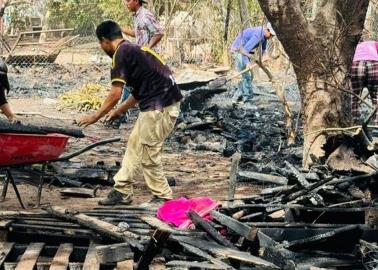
[208,61,258,90]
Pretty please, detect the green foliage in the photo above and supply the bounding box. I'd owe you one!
[99,0,132,26]
[248,0,263,24]
[48,0,132,35]
[8,6,28,32]
[45,0,264,64]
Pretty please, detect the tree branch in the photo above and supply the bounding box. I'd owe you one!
[257,0,318,74]
[312,0,338,30]
[335,0,369,66]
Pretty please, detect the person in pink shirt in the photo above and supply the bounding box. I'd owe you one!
[351,41,378,124]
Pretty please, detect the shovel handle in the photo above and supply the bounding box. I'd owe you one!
[226,61,258,82]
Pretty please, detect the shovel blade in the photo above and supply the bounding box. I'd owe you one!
[208,77,227,90]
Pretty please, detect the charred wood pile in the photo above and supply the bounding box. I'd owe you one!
[0,80,378,269]
[0,166,376,270]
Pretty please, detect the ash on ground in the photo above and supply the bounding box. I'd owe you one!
[169,83,303,176]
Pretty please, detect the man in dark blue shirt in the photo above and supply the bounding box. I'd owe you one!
[230,23,275,103]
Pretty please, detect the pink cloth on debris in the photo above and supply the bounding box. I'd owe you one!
[157,197,220,229]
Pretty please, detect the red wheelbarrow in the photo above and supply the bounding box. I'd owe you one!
[0,133,120,208]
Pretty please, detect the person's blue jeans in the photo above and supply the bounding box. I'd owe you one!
[119,86,131,123]
[121,86,130,102]
[232,53,253,102]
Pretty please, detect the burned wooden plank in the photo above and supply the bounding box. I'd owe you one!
[296,256,360,269]
[53,177,83,188]
[83,244,100,270]
[60,168,108,181]
[138,215,204,237]
[285,161,310,188]
[10,223,95,238]
[87,209,156,215]
[230,204,374,212]
[11,217,61,222]
[135,229,171,270]
[85,213,141,219]
[283,225,362,249]
[171,236,279,269]
[245,222,350,228]
[50,243,74,270]
[14,219,81,228]
[239,212,264,221]
[117,260,134,270]
[227,152,241,205]
[257,231,297,269]
[166,260,226,269]
[94,206,157,211]
[0,242,14,267]
[44,206,143,250]
[282,173,374,203]
[179,242,234,270]
[237,171,288,186]
[260,185,295,195]
[95,243,133,264]
[15,242,44,270]
[211,211,258,241]
[60,188,97,198]
[0,211,48,219]
[187,210,234,248]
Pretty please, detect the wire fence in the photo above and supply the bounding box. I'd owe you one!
[0,30,216,68]
[0,32,106,67]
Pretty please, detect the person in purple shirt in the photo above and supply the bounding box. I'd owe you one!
[230,23,275,104]
[351,41,378,125]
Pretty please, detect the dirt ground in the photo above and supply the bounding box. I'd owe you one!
[0,97,260,211]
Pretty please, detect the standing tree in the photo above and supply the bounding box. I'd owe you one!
[364,0,378,40]
[257,0,370,167]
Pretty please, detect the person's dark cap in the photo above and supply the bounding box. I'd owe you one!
[0,59,10,93]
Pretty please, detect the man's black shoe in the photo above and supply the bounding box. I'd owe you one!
[98,189,133,206]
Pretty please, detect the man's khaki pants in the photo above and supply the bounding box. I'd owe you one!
[113,102,180,199]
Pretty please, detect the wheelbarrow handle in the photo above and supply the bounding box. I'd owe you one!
[55,137,121,162]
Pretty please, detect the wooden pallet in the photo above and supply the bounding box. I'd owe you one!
[0,241,134,270]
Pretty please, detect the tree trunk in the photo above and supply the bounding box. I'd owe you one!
[223,0,232,42]
[257,0,369,167]
[39,9,50,43]
[364,0,378,40]
[238,0,250,28]
[222,0,232,65]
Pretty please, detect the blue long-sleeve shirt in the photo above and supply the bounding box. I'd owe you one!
[231,26,267,64]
